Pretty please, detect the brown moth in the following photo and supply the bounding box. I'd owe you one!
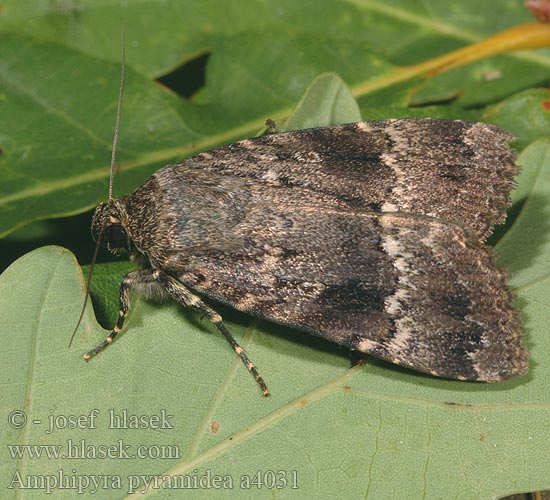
[76,35,527,395]
[84,117,527,395]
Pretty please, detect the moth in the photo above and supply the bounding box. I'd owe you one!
[74,30,527,396]
[82,113,528,395]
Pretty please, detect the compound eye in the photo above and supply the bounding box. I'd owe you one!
[104,224,128,248]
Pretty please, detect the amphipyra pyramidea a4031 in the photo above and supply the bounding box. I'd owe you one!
[82,116,528,396]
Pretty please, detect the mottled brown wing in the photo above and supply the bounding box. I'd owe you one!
[122,119,525,382]
[185,119,517,241]
[165,209,526,383]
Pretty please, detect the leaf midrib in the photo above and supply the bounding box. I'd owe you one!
[123,360,550,499]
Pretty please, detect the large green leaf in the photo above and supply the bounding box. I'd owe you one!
[1,2,550,498]
[1,0,550,243]
[0,0,547,78]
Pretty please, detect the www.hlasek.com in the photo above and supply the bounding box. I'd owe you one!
[7,439,180,460]
[8,469,300,494]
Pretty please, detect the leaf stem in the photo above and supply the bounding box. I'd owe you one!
[351,22,550,97]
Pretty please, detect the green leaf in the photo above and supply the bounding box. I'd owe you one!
[496,140,550,290]
[284,73,362,131]
[0,0,546,79]
[485,89,550,150]
[0,31,205,239]
[0,29,391,239]
[409,55,550,107]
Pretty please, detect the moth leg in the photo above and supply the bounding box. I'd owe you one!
[83,269,157,361]
[264,118,277,134]
[347,348,365,367]
[157,271,270,397]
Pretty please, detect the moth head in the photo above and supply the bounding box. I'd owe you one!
[91,200,130,255]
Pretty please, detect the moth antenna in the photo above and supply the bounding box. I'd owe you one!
[109,23,126,201]
[70,24,126,348]
[69,233,103,348]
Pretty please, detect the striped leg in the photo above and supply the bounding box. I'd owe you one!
[83,269,157,360]
[157,271,270,397]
